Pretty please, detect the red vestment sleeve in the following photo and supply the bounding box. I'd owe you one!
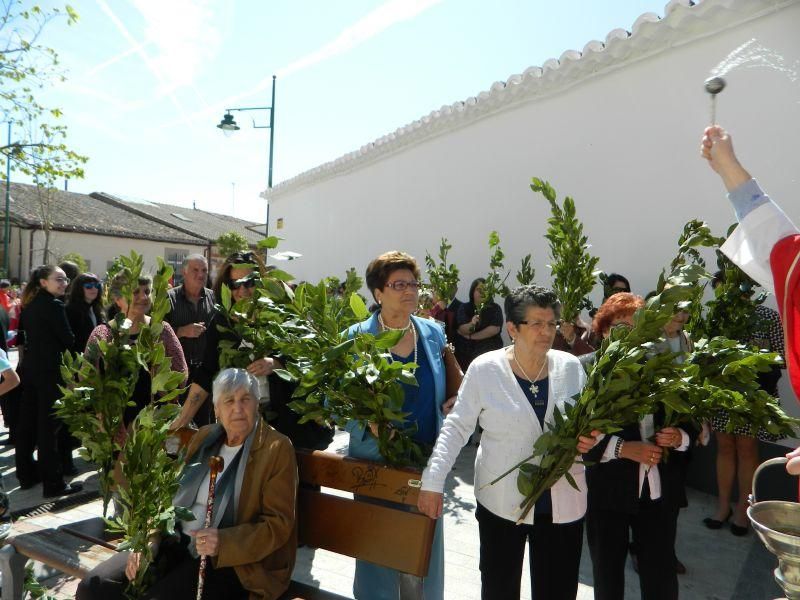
[770,235,800,400]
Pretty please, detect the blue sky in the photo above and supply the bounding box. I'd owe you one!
[29,0,667,223]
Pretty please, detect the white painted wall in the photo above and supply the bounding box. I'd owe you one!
[7,227,206,281]
[266,4,800,435]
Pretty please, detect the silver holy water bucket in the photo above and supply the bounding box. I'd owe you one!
[748,456,800,599]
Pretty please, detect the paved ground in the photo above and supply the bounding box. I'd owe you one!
[0,348,790,599]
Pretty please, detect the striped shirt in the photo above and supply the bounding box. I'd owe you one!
[165,285,215,367]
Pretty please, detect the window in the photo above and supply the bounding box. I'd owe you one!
[165,248,189,285]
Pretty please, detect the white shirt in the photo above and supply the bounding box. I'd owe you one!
[181,442,242,533]
[421,348,587,525]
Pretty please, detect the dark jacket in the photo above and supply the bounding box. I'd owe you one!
[65,302,104,353]
[585,410,697,513]
[19,291,74,380]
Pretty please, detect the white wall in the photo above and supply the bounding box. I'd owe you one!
[267,3,800,437]
[7,227,206,280]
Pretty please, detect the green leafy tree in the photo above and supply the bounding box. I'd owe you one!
[532,178,599,322]
[58,250,88,272]
[216,231,250,258]
[424,238,460,303]
[1,2,87,181]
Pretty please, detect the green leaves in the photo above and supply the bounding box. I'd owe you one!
[274,280,425,467]
[350,292,370,321]
[215,231,250,257]
[478,231,511,314]
[494,262,706,522]
[1,2,88,185]
[424,238,460,304]
[57,251,186,523]
[532,178,599,322]
[105,404,186,598]
[516,254,536,286]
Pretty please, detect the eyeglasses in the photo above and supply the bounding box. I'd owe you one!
[385,280,421,292]
[51,277,70,284]
[518,320,561,331]
[83,282,102,290]
[227,278,257,291]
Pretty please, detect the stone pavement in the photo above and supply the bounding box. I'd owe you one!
[0,347,790,598]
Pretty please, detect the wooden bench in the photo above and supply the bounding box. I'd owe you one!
[0,450,436,600]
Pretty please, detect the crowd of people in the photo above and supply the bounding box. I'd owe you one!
[0,124,798,600]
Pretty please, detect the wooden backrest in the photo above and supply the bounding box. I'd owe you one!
[171,431,436,577]
[295,449,435,577]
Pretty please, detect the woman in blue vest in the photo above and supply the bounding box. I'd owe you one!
[346,251,451,600]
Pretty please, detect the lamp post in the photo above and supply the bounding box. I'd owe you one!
[216,75,276,239]
[3,121,11,276]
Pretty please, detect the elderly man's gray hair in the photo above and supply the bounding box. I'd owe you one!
[212,368,260,406]
[504,285,561,325]
[182,254,208,270]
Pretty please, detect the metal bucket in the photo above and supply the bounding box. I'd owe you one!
[748,456,800,599]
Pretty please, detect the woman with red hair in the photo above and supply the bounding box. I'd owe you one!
[584,292,693,599]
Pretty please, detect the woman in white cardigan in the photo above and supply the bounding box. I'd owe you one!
[418,285,598,600]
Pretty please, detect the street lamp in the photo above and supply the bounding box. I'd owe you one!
[216,75,276,239]
[2,121,11,276]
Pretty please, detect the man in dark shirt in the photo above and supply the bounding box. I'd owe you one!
[166,254,215,424]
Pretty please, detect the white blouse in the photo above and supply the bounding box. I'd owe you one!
[421,348,587,525]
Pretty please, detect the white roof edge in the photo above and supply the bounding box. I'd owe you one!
[263,0,798,201]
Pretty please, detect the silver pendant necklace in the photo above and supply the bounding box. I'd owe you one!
[513,349,547,395]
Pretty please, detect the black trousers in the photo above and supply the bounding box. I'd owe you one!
[14,376,64,490]
[76,536,247,600]
[475,502,583,600]
[586,499,678,600]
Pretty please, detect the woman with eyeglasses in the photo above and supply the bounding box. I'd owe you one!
[345,251,454,600]
[66,273,107,353]
[453,277,504,370]
[171,252,333,450]
[14,265,82,497]
[418,285,597,600]
[86,272,187,429]
[583,292,692,600]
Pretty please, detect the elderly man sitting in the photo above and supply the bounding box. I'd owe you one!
[77,368,298,600]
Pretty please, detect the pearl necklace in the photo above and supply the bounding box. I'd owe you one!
[513,349,547,395]
[379,313,418,366]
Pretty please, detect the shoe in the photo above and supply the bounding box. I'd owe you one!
[675,559,686,575]
[703,508,732,530]
[730,521,749,536]
[42,482,83,498]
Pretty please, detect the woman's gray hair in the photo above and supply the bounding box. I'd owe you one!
[504,285,561,325]
[212,368,260,407]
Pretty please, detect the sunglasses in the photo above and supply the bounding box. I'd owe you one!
[227,278,257,291]
[83,282,102,290]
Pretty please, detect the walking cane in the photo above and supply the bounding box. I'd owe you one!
[196,456,224,600]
